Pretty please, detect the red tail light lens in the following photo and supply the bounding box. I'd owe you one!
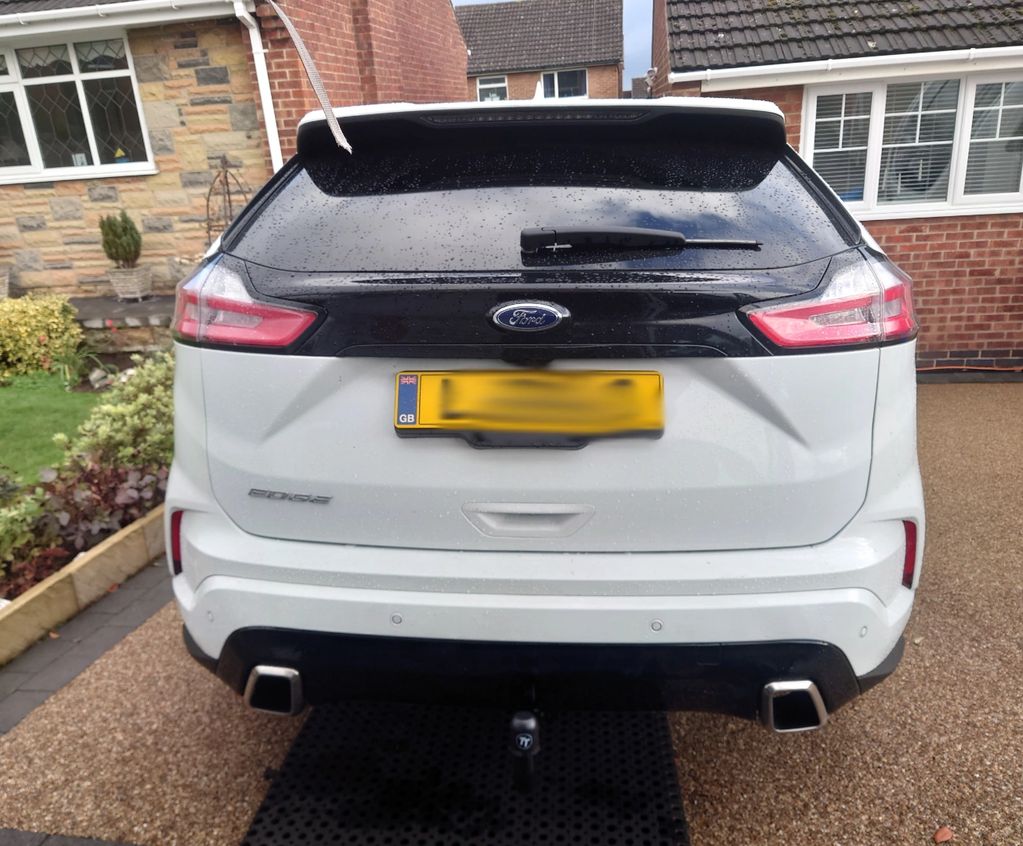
[172,258,316,348]
[170,509,184,575]
[745,251,917,350]
[901,520,918,589]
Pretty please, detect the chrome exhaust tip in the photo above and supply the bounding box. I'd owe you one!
[761,680,828,733]
[244,665,304,716]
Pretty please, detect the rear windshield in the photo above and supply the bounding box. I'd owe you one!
[230,130,854,272]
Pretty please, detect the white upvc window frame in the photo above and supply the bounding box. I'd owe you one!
[0,31,156,186]
[541,68,589,99]
[475,75,508,101]
[802,70,1023,220]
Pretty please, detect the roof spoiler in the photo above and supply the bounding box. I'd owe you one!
[295,99,788,158]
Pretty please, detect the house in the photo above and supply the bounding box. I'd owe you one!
[456,0,622,102]
[0,0,467,298]
[650,0,1023,372]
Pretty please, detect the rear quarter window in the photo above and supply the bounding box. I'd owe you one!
[229,127,855,273]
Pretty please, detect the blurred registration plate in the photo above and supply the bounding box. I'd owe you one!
[394,371,663,437]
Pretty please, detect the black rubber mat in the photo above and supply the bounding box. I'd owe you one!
[243,703,689,846]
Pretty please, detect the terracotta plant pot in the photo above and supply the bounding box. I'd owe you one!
[108,266,152,301]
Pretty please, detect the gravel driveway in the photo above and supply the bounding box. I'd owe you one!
[0,382,1019,846]
[672,382,1023,845]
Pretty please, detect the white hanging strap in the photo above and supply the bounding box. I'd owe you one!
[266,0,353,154]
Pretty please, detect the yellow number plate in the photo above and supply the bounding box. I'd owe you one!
[395,370,663,437]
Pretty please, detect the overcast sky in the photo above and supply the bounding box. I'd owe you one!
[451,0,653,90]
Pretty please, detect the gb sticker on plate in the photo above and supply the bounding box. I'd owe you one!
[395,373,419,427]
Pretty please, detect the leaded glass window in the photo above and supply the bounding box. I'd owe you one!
[0,92,30,167]
[83,77,145,164]
[0,36,152,180]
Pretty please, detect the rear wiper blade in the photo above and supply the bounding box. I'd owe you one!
[520,226,761,253]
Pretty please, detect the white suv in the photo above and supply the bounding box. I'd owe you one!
[166,99,924,732]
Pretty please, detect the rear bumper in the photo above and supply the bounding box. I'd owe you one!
[183,625,903,717]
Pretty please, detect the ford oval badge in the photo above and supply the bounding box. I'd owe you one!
[491,302,567,332]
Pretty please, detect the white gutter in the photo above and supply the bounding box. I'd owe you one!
[0,0,245,38]
[668,45,1023,91]
[0,0,285,172]
[233,2,284,172]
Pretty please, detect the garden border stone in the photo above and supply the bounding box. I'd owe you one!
[0,506,164,667]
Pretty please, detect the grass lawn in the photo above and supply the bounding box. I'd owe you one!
[0,373,102,483]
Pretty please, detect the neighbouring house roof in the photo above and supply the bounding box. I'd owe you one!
[456,0,622,76]
[0,0,133,13]
[666,0,1023,72]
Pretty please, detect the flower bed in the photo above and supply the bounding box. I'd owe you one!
[0,351,173,601]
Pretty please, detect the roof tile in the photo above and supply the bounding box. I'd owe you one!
[666,0,1023,71]
[456,0,622,76]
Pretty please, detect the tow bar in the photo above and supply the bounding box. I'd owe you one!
[509,710,541,792]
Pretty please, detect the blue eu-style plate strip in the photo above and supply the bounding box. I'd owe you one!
[396,373,419,425]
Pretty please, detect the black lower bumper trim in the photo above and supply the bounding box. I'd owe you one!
[184,626,904,719]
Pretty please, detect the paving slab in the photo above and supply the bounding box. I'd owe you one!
[0,691,50,733]
[0,560,171,735]
[0,830,46,846]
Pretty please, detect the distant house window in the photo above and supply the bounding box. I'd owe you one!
[965,81,1023,196]
[878,79,959,204]
[477,76,508,101]
[811,92,871,201]
[0,36,153,184]
[805,74,1023,217]
[542,69,587,99]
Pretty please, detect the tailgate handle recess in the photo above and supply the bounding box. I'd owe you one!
[462,503,595,538]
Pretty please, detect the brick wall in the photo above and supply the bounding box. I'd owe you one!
[714,83,1023,367]
[649,0,672,98]
[468,64,622,101]
[0,20,273,297]
[256,0,468,158]
[868,215,1023,369]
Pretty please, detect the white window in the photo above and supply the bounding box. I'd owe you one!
[810,92,871,202]
[476,76,508,101]
[0,36,154,185]
[804,73,1023,218]
[964,81,1023,196]
[541,69,587,99]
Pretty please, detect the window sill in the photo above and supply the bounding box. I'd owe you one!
[0,163,158,187]
[854,202,1023,222]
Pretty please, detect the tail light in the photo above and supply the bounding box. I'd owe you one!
[902,520,918,589]
[170,509,184,575]
[744,251,917,350]
[172,257,317,348]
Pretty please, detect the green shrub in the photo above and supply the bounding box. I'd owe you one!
[54,350,174,468]
[1,352,174,594]
[0,491,50,583]
[99,209,142,268]
[0,295,83,377]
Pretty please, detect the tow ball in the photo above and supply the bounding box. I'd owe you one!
[509,710,541,792]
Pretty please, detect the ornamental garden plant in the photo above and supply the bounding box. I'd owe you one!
[0,294,172,600]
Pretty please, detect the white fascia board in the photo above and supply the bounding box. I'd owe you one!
[297,95,785,129]
[669,45,1023,92]
[0,0,252,40]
